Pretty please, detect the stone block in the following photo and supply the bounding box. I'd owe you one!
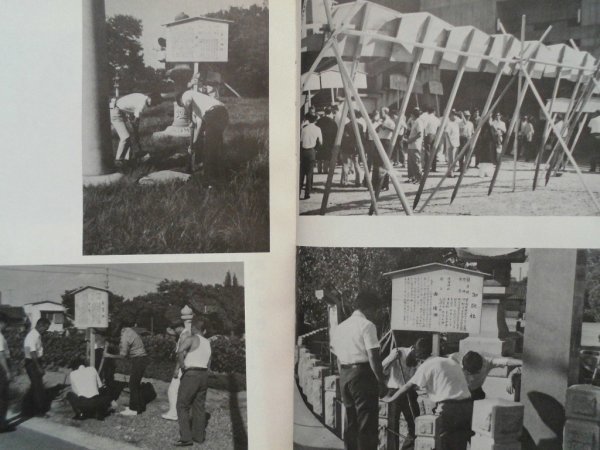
[565,384,600,422]
[378,419,388,450]
[460,336,514,357]
[324,391,337,428]
[379,400,389,419]
[310,377,323,416]
[472,399,524,442]
[563,419,600,450]
[415,415,441,438]
[471,434,521,450]
[414,436,436,450]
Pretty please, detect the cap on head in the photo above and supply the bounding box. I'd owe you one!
[411,107,421,117]
[463,110,471,117]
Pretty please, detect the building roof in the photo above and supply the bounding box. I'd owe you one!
[383,263,488,278]
[24,301,64,307]
[163,15,232,27]
[69,286,112,296]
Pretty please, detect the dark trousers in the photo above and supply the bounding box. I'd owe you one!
[95,348,115,386]
[25,359,46,416]
[340,364,379,450]
[177,369,209,443]
[424,134,436,172]
[470,387,486,401]
[66,391,111,418]
[436,399,474,450]
[195,105,228,184]
[300,148,316,196]
[590,135,600,171]
[129,356,148,413]
[372,139,390,191]
[0,369,8,428]
[398,389,420,450]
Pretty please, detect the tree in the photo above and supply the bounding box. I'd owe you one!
[584,249,600,322]
[232,273,239,287]
[224,271,232,287]
[106,14,147,94]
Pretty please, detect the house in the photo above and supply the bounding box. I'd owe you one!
[23,301,66,332]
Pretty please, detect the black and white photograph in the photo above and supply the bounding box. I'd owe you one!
[299,0,600,216]
[82,0,269,254]
[295,246,599,449]
[0,262,246,449]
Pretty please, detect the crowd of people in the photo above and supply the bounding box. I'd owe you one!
[110,74,229,187]
[300,100,600,201]
[330,290,522,450]
[0,315,213,447]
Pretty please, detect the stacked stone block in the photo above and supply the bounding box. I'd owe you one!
[414,415,441,450]
[471,399,524,450]
[308,365,330,416]
[324,375,340,429]
[563,384,600,450]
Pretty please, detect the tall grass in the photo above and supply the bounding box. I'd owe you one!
[83,98,269,254]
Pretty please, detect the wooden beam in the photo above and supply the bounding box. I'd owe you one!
[413,28,476,209]
[512,15,525,192]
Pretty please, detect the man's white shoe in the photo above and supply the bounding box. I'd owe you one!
[162,413,178,421]
[119,408,138,416]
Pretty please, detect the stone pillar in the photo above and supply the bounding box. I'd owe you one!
[521,249,586,449]
[82,0,119,182]
[460,280,515,357]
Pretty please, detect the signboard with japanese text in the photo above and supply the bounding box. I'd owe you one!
[74,288,109,329]
[389,267,484,334]
[165,18,229,63]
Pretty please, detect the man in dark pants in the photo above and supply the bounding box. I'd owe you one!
[388,353,473,450]
[0,316,13,432]
[174,318,212,447]
[316,107,338,174]
[382,339,432,450]
[300,114,322,200]
[331,290,386,450]
[66,358,112,420]
[23,318,50,417]
[104,323,148,416]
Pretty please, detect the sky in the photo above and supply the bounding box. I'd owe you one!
[106,0,264,67]
[0,263,243,307]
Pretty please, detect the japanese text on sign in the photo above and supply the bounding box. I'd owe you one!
[166,19,228,63]
[74,289,109,329]
[390,269,483,333]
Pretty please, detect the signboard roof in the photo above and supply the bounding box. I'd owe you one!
[384,263,488,279]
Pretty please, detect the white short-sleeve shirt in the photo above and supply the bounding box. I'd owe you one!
[301,123,322,149]
[115,93,149,118]
[408,116,425,150]
[383,346,416,388]
[181,90,224,120]
[331,310,379,364]
[24,329,43,359]
[408,356,471,403]
[70,366,101,398]
[588,116,600,134]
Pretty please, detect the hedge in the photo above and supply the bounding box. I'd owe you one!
[4,329,245,385]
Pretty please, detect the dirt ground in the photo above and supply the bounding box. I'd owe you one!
[300,156,600,216]
[9,371,247,450]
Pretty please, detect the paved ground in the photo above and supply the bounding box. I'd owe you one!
[0,426,86,450]
[293,384,343,450]
[300,157,600,215]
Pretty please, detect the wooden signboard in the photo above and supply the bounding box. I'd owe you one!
[385,264,486,334]
[165,17,229,63]
[74,287,109,329]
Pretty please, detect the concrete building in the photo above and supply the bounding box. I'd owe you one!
[23,301,66,332]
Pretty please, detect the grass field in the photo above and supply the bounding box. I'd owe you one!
[83,97,269,254]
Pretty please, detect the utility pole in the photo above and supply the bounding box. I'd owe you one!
[105,267,109,290]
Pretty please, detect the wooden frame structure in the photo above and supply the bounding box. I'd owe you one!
[301,0,599,215]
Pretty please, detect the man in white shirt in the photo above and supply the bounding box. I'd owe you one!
[588,110,600,172]
[66,358,112,420]
[178,89,229,185]
[405,108,425,183]
[490,112,507,163]
[423,107,440,172]
[388,352,473,450]
[331,290,386,450]
[175,318,212,447]
[300,114,322,200]
[163,323,193,421]
[458,111,475,171]
[110,92,163,165]
[449,351,522,400]
[382,339,431,450]
[445,110,461,177]
[23,318,50,417]
[0,317,13,432]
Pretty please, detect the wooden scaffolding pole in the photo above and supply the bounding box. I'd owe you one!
[512,16,525,192]
[418,75,517,212]
[319,0,371,215]
[520,66,600,213]
[413,29,476,209]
